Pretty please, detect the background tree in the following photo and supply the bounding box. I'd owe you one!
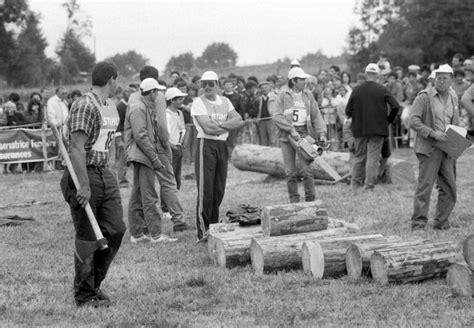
[56,0,95,83]
[0,0,28,77]
[7,12,49,87]
[105,50,148,78]
[165,52,195,73]
[197,42,237,69]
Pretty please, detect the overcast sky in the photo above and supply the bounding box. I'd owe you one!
[29,0,357,71]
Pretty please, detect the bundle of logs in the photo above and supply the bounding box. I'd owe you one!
[207,200,472,297]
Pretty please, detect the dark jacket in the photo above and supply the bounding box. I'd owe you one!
[223,92,244,119]
[345,80,400,138]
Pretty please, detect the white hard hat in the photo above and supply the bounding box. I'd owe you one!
[165,87,187,101]
[365,63,380,74]
[201,71,218,81]
[288,67,308,80]
[436,64,453,76]
[140,78,161,92]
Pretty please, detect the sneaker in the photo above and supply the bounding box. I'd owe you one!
[163,212,172,220]
[173,223,192,232]
[130,235,150,243]
[150,234,177,243]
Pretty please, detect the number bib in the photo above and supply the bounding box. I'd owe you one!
[90,97,119,153]
[291,93,307,126]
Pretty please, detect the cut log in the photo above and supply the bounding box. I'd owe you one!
[231,143,415,184]
[446,262,473,298]
[462,234,474,271]
[214,233,264,268]
[345,239,430,280]
[301,235,401,278]
[370,241,463,285]
[261,200,328,237]
[207,223,262,266]
[250,232,388,275]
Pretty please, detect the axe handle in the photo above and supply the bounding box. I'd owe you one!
[51,125,108,250]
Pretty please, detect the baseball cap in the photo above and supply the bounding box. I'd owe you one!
[140,78,161,93]
[201,71,218,81]
[436,64,454,75]
[165,87,187,101]
[258,81,270,88]
[365,63,380,74]
[288,67,308,80]
[408,64,420,72]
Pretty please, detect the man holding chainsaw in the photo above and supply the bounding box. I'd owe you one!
[60,62,126,308]
[273,67,327,203]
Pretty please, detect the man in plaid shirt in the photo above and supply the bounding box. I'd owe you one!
[60,62,126,308]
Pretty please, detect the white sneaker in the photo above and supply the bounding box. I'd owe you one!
[150,234,177,243]
[163,212,172,220]
[130,235,150,243]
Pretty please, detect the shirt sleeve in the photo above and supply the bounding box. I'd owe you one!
[69,98,96,137]
[191,98,208,116]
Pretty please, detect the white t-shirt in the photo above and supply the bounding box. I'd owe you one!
[291,92,307,126]
[166,108,186,145]
[191,95,234,141]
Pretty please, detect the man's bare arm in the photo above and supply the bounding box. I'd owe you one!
[69,131,90,208]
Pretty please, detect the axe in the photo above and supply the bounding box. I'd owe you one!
[51,125,108,254]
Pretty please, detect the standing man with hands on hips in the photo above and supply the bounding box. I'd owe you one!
[191,71,244,242]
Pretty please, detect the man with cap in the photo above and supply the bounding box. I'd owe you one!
[60,61,126,307]
[127,66,189,233]
[125,78,178,243]
[165,87,188,190]
[256,80,277,146]
[345,63,400,191]
[191,71,244,241]
[274,67,327,203]
[409,64,459,231]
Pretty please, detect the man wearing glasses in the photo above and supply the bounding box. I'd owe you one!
[191,71,243,242]
[409,64,459,231]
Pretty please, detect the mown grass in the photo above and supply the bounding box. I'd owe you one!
[0,147,473,327]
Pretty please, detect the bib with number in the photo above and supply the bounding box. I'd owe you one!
[87,93,119,153]
[291,92,307,126]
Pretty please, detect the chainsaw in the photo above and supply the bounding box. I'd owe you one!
[288,135,329,162]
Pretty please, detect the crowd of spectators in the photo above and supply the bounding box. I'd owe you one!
[2,51,474,174]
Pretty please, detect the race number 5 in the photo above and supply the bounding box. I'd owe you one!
[292,110,299,122]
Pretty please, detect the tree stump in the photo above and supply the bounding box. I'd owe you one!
[462,234,474,271]
[231,143,415,184]
[345,239,429,280]
[370,241,463,285]
[446,263,473,298]
[261,200,328,237]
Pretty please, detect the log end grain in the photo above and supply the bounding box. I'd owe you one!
[301,241,324,278]
[462,235,474,271]
[215,239,227,268]
[370,252,388,285]
[346,244,363,280]
[250,238,264,275]
[446,263,473,298]
[207,236,218,265]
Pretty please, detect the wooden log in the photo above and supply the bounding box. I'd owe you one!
[370,241,463,285]
[301,241,324,278]
[251,232,387,275]
[446,262,474,298]
[345,239,430,280]
[231,143,414,183]
[207,223,262,266]
[462,234,474,271]
[301,235,401,278]
[261,200,328,237]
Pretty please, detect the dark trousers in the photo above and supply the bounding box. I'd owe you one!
[171,147,183,190]
[411,148,456,229]
[60,167,126,304]
[195,139,228,239]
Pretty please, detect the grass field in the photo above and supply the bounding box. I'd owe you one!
[0,147,473,327]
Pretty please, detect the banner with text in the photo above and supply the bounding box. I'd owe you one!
[0,128,59,163]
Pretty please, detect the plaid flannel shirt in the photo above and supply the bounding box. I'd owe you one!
[67,92,109,167]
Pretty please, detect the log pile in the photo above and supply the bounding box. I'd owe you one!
[231,143,415,184]
[205,200,469,294]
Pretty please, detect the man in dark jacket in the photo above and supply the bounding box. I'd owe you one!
[345,63,400,190]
